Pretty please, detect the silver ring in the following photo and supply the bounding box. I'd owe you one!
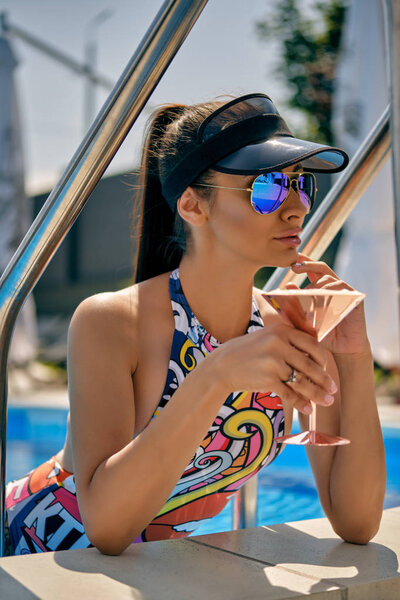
[284,368,297,384]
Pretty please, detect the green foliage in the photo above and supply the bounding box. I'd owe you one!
[256,0,348,144]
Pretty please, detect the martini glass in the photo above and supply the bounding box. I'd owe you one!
[263,288,366,446]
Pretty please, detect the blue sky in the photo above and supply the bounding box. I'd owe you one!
[0,0,305,195]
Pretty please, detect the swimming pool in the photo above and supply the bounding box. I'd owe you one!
[6,405,400,536]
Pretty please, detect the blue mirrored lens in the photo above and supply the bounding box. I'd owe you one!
[251,173,315,214]
[251,173,289,214]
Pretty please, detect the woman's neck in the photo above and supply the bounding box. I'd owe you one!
[178,253,258,343]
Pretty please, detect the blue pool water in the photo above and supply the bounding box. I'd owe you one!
[6,406,400,537]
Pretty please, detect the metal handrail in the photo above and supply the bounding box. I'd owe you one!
[0,0,208,557]
[234,104,391,529]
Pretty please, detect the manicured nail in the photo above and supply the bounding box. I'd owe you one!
[329,381,338,393]
[303,404,313,414]
[292,262,305,268]
[324,394,334,405]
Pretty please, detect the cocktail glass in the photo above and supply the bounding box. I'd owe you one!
[263,288,366,446]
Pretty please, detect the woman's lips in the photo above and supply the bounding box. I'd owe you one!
[274,236,301,247]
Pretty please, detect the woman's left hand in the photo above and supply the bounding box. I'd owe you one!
[287,252,371,357]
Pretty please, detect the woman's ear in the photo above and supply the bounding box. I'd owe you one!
[177,187,209,227]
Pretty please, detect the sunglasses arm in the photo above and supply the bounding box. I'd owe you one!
[192,183,252,192]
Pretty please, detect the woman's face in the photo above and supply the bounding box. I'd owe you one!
[202,164,309,269]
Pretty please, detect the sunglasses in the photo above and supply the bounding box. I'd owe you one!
[193,171,317,215]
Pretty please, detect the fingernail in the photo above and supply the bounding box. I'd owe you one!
[292,262,305,268]
[303,404,313,414]
[324,394,334,405]
[329,381,338,393]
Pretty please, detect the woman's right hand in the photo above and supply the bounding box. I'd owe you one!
[208,319,338,415]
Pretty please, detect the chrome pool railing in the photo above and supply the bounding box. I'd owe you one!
[0,0,209,558]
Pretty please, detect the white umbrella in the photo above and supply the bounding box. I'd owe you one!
[0,35,38,367]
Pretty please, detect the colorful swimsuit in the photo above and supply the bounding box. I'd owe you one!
[5,267,285,555]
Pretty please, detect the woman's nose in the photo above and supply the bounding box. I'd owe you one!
[280,185,309,216]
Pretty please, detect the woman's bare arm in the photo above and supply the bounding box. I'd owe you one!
[300,348,386,544]
[68,293,228,555]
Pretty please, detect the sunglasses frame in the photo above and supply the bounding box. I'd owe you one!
[192,171,318,215]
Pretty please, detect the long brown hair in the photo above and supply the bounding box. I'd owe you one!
[132,100,225,283]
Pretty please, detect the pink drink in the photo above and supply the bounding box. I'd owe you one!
[263,288,366,446]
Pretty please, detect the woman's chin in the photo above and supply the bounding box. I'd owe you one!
[277,254,299,268]
[258,249,299,269]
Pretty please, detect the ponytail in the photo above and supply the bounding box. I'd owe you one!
[132,100,224,283]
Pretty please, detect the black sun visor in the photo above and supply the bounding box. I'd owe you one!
[161,93,349,211]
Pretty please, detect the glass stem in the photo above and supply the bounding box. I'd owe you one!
[309,401,317,431]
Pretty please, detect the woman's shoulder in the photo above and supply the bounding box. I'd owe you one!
[69,271,173,361]
[71,286,138,331]
[73,271,172,320]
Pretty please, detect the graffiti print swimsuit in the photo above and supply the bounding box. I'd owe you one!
[5,267,285,555]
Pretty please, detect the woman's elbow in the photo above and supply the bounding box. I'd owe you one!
[79,492,138,555]
[84,510,142,556]
[87,525,133,556]
[94,540,127,556]
[333,520,381,545]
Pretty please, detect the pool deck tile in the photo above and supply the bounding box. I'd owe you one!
[0,509,399,599]
[190,506,400,599]
[0,530,344,600]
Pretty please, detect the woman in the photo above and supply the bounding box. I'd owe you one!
[5,93,386,556]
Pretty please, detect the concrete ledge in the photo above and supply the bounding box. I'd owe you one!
[1,507,399,599]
